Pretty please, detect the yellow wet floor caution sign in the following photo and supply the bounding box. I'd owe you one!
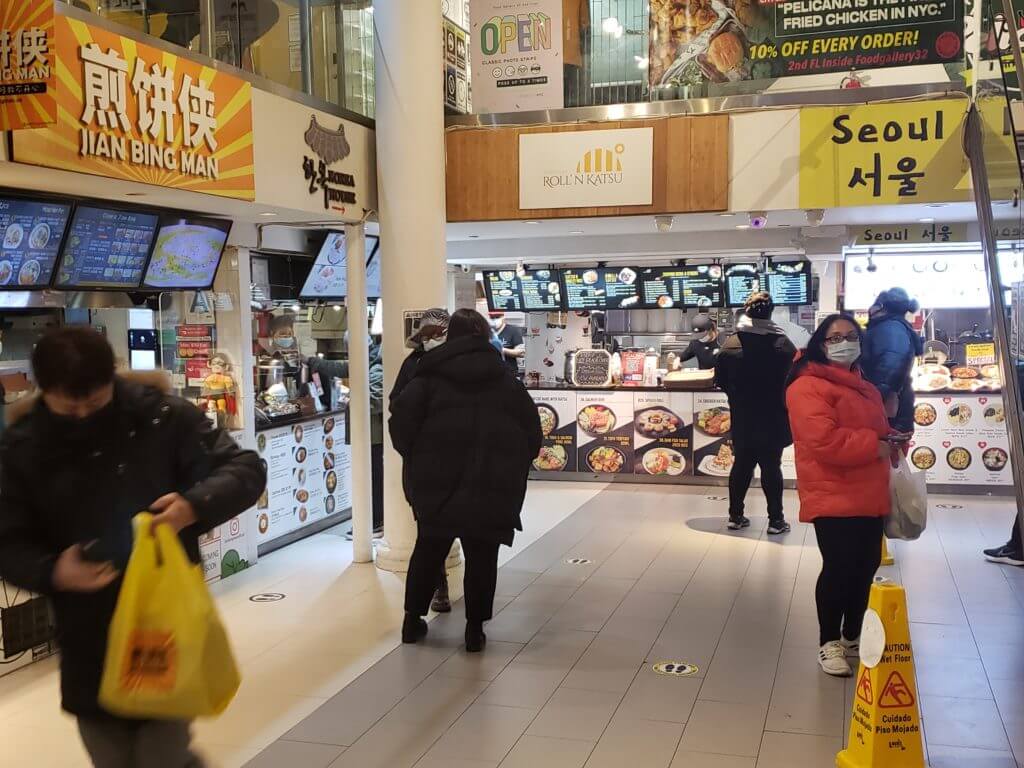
[881,537,894,567]
[836,581,925,768]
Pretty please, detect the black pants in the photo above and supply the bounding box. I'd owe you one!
[813,517,884,646]
[406,534,499,622]
[728,441,784,522]
[371,442,384,530]
[1010,517,1022,551]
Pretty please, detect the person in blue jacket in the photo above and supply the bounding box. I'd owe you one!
[861,288,923,433]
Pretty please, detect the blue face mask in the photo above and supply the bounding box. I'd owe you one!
[274,337,296,349]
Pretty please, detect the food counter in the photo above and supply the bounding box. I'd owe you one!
[529,387,1012,494]
[254,412,352,555]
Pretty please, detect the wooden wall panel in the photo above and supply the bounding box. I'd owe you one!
[445,115,729,222]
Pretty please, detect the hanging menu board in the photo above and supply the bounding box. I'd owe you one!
[56,206,158,289]
[763,261,812,306]
[724,263,761,308]
[484,269,563,312]
[640,265,723,309]
[561,266,641,310]
[0,198,72,289]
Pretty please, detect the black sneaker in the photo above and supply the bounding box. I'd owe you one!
[983,544,1024,566]
[402,613,428,644]
[465,621,487,653]
[767,520,791,535]
[727,516,751,530]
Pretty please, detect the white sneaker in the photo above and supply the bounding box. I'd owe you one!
[819,642,853,677]
[841,637,860,658]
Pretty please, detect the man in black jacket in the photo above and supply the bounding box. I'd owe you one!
[715,293,797,534]
[0,328,265,767]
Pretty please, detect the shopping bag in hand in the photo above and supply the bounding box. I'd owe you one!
[99,513,241,719]
[885,454,928,541]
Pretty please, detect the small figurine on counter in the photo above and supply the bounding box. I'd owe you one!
[201,351,239,427]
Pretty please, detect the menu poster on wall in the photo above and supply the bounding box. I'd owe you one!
[577,391,634,475]
[693,392,733,478]
[634,392,694,478]
[484,269,563,312]
[562,266,641,310]
[256,416,352,543]
[909,395,1013,486]
[0,0,58,130]
[649,0,962,91]
[470,0,564,114]
[533,390,578,472]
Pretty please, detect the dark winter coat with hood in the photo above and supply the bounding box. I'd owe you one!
[862,315,924,432]
[0,372,266,719]
[388,335,542,546]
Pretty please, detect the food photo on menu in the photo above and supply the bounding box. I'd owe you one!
[0,198,71,288]
[633,393,695,478]
[532,393,578,473]
[692,393,733,477]
[576,393,634,475]
[908,393,1013,485]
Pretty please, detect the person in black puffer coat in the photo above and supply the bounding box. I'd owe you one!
[389,309,542,652]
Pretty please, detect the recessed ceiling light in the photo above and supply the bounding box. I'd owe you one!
[259,212,277,217]
[717,213,735,217]
[919,217,935,223]
[777,224,791,228]
[569,230,585,235]
[927,203,947,208]
[524,220,542,225]
[735,224,750,230]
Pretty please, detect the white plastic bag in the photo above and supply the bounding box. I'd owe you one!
[885,454,928,541]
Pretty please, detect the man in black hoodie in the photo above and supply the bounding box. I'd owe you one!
[390,309,542,652]
[0,328,265,767]
[715,293,797,534]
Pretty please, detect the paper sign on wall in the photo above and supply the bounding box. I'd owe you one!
[470,0,564,114]
[519,128,655,209]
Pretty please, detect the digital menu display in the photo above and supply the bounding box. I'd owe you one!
[299,233,380,299]
[56,207,158,289]
[763,260,812,306]
[142,216,231,289]
[561,266,640,310]
[0,198,72,288]
[724,263,761,307]
[639,265,723,309]
[484,269,563,311]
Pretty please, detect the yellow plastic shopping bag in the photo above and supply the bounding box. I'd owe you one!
[99,513,241,719]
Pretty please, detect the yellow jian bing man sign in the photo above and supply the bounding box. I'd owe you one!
[13,15,255,201]
[0,0,57,130]
[799,99,970,209]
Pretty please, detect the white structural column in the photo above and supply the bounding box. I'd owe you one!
[374,0,451,572]
[345,223,374,564]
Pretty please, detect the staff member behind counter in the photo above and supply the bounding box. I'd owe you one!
[489,313,525,376]
[679,315,721,370]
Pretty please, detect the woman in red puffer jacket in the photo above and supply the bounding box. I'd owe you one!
[786,313,899,678]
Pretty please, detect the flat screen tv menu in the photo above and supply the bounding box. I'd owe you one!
[724,263,761,307]
[0,198,72,288]
[485,269,563,311]
[562,266,640,310]
[639,266,723,309]
[57,207,158,289]
[764,261,811,306]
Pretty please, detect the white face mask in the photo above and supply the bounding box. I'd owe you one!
[826,340,861,367]
[423,336,446,352]
[699,334,712,344]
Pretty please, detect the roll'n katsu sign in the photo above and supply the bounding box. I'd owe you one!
[12,15,255,200]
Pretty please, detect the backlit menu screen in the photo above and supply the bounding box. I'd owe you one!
[561,266,640,310]
[763,261,812,306]
[484,269,563,311]
[724,263,761,307]
[56,207,158,289]
[639,265,723,309]
[0,198,72,288]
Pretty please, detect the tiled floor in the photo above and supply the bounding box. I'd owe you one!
[246,486,1024,768]
[0,483,1020,767]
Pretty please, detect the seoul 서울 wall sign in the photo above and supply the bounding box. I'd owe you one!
[0,0,57,130]
[13,15,255,200]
